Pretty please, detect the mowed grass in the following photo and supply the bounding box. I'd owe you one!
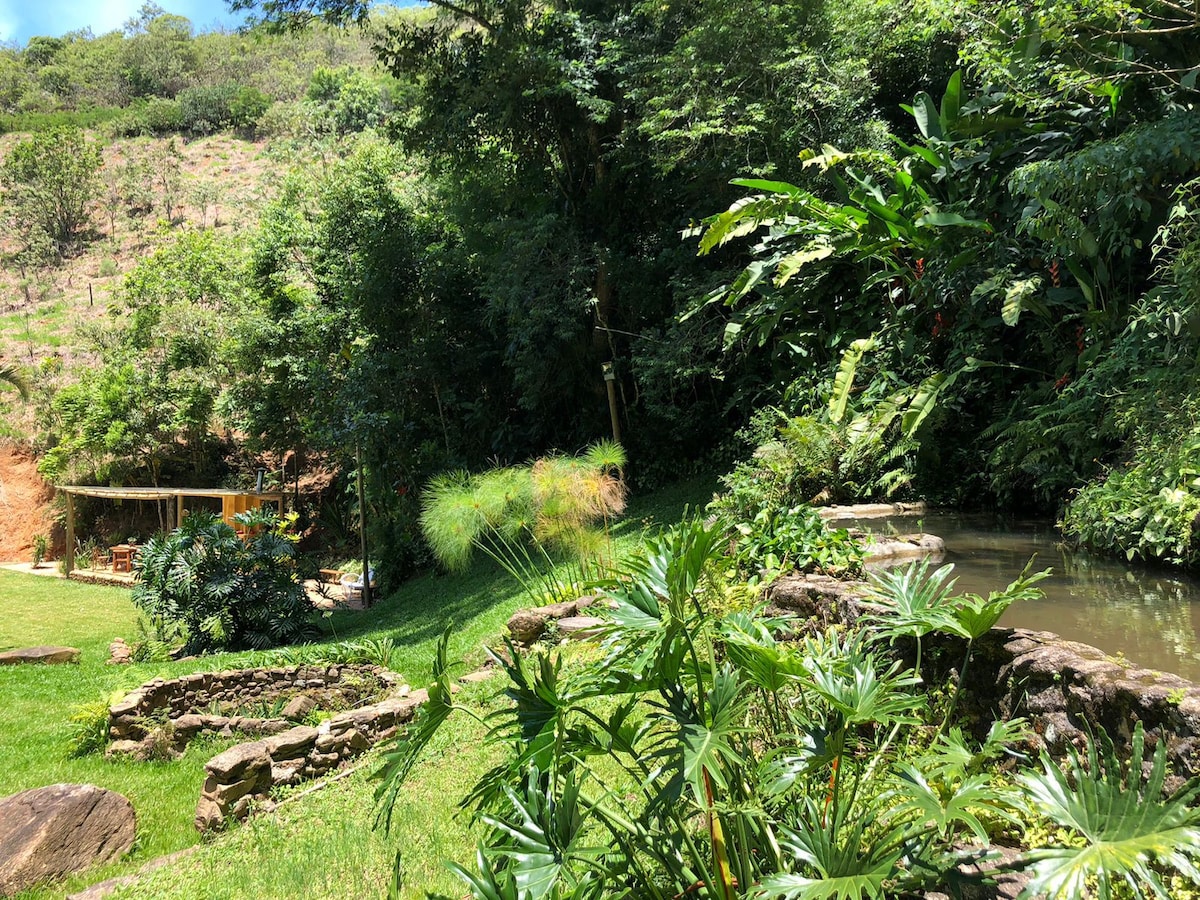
[3,475,715,899]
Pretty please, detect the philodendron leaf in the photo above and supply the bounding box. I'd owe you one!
[912,91,943,141]
[1017,723,1200,899]
[940,70,962,128]
[829,337,876,425]
[1001,276,1046,326]
[913,211,990,229]
[776,244,835,286]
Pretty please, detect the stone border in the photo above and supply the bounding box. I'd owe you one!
[817,501,927,520]
[194,687,428,830]
[768,573,1200,778]
[861,533,945,566]
[506,596,605,646]
[108,665,398,756]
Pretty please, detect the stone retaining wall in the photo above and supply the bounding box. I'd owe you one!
[193,688,429,830]
[768,573,1200,778]
[506,596,605,646]
[108,665,397,747]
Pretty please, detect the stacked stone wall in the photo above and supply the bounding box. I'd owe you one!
[768,573,1200,779]
[107,665,398,760]
[193,689,429,830]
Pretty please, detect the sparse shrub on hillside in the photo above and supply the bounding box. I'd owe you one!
[1,125,102,257]
[108,97,183,136]
[229,85,271,130]
[252,99,305,137]
[178,83,237,134]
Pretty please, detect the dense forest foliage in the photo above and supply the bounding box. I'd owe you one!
[4,0,1200,575]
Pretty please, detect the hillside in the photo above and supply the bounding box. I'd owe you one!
[0,130,304,557]
[0,132,282,364]
[0,442,53,560]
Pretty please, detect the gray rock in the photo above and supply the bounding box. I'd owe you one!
[557,616,604,640]
[506,608,547,644]
[459,668,495,684]
[104,740,145,760]
[0,646,80,665]
[539,600,580,620]
[281,695,317,722]
[863,533,945,564]
[0,784,135,897]
[205,741,269,781]
[262,725,318,759]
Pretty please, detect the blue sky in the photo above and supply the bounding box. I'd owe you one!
[0,2,253,44]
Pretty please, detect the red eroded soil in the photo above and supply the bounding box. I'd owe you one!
[0,443,54,562]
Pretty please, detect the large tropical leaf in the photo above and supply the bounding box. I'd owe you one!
[865,559,959,644]
[1017,723,1200,899]
[758,801,903,900]
[474,770,610,900]
[829,338,877,425]
[800,632,921,728]
[886,765,1017,844]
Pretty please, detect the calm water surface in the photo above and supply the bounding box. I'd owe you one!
[832,512,1200,682]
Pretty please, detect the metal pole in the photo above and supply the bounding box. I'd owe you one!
[355,441,372,607]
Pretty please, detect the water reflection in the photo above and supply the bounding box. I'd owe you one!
[832,512,1200,681]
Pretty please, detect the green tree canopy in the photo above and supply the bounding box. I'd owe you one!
[1,126,102,258]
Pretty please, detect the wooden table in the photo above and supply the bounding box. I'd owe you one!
[111,544,137,573]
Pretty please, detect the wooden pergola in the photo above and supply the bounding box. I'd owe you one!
[58,485,285,575]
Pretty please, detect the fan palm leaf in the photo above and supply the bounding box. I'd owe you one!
[1017,723,1200,899]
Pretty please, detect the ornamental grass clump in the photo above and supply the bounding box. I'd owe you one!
[419,441,626,602]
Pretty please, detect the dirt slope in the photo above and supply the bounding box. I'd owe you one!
[0,443,54,562]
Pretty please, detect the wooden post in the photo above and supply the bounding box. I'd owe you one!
[355,442,372,607]
[602,362,622,444]
[176,494,184,529]
[64,492,75,576]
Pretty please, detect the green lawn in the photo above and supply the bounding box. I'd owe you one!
[2,475,714,899]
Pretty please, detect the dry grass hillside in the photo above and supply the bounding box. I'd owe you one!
[0,131,296,381]
[0,130,306,553]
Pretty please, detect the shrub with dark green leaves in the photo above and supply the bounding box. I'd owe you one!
[108,97,183,136]
[178,83,238,134]
[229,86,272,130]
[133,508,316,654]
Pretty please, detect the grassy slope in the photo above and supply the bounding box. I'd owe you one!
[3,475,714,899]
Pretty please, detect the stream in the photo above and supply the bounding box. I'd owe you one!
[831,511,1200,683]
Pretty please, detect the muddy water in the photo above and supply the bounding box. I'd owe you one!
[831,512,1200,682]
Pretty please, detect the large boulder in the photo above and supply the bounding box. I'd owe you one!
[0,784,135,897]
[0,646,80,665]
